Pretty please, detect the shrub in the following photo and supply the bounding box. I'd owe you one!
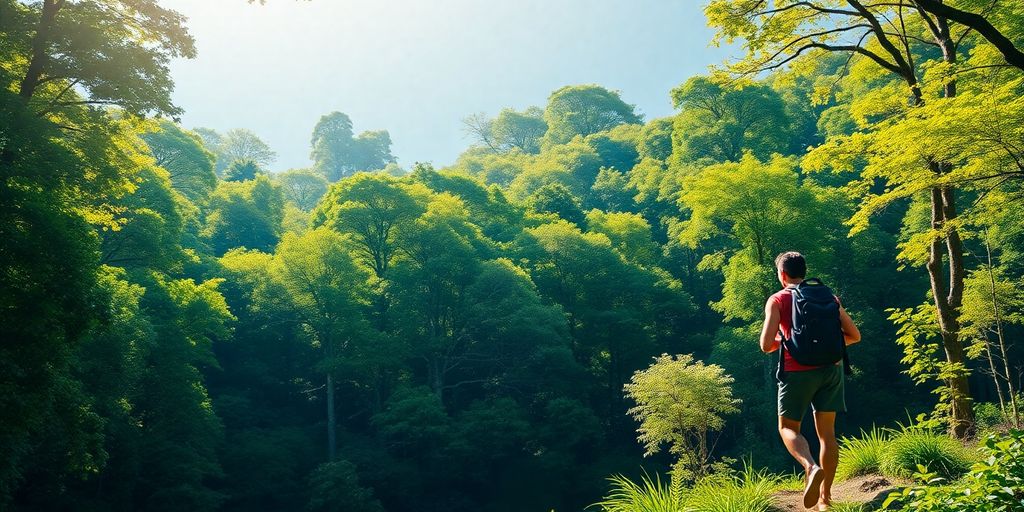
[837,427,889,481]
[973,402,1005,430]
[884,429,1024,512]
[878,428,973,481]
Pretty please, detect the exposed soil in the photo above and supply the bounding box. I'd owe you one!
[771,474,903,511]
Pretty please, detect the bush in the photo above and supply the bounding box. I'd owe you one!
[973,402,1005,430]
[837,427,889,481]
[878,428,973,481]
[884,429,1024,512]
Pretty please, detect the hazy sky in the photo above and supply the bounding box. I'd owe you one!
[162,0,733,171]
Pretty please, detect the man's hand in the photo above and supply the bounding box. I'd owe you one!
[759,297,782,353]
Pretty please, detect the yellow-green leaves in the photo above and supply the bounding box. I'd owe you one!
[624,354,740,479]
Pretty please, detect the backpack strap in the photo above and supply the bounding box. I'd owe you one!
[842,336,852,376]
[776,286,798,383]
[776,330,786,383]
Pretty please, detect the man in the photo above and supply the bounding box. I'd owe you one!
[759,252,860,511]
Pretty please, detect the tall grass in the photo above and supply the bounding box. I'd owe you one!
[878,426,974,480]
[588,463,781,512]
[588,470,680,512]
[683,464,780,512]
[836,426,889,481]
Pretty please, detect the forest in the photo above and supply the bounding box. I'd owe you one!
[1,1,1023,511]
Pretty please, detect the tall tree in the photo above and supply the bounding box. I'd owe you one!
[218,129,277,172]
[272,228,374,460]
[311,112,355,181]
[542,85,642,145]
[277,168,329,211]
[311,112,395,181]
[704,0,993,437]
[140,120,218,202]
[670,76,791,163]
[9,0,194,117]
[203,175,285,256]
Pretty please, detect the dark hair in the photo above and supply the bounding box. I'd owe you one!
[775,251,806,279]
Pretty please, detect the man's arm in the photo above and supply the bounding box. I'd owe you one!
[839,306,860,345]
[759,297,781,353]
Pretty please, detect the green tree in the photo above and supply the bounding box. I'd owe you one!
[624,354,740,481]
[388,194,487,399]
[543,84,642,145]
[492,106,547,153]
[585,123,641,174]
[589,167,635,213]
[670,76,791,163]
[703,0,1022,436]
[99,166,188,270]
[676,155,832,321]
[194,128,276,175]
[638,117,675,161]
[224,159,262,182]
[0,87,134,504]
[203,175,285,255]
[277,168,329,211]
[306,461,383,512]
[586,210,658,266]
[219,128,276,171]
[464,107,548,154]
[272,228,374,460]
[140,120,217,201]
[350,130,396,172]
[311,112,395,181]
[313,173,429,280]
[7,0,195,117]
[528,183,587,228]
[131,274,232,512]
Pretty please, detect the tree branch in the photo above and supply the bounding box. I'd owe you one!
[913,0,1024,71]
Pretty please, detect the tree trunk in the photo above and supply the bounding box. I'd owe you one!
[983,335,1008,418]
[327,372,336,460]
[19,0,62,101]
[986,236,1021,427]
[916,17,976,438]
[927,185,975,438]
[428,354,444,401]
[997,325,1021,427]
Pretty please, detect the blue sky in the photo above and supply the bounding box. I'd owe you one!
[162,0,734,171]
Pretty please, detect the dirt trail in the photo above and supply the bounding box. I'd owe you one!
[771,474,902,511]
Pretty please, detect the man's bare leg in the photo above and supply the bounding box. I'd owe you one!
[779,415,815,471]
[779,416,823,508]
[813,412,839,510]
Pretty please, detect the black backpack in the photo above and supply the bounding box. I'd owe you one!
[776,278,851,382]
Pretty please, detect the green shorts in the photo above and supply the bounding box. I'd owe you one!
[778,364,846,421]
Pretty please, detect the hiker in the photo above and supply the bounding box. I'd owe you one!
[759,252,861,511]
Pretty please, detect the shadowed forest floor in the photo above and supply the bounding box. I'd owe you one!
[771,475,903,512]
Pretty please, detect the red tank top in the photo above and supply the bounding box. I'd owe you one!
[771,288,840,372]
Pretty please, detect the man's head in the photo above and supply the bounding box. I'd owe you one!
[775,251,806,285]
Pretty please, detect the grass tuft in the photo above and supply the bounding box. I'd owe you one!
[836,426,889,481]
[877,427,973,480]
[683,463,779,512]
[588,470,680,512]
